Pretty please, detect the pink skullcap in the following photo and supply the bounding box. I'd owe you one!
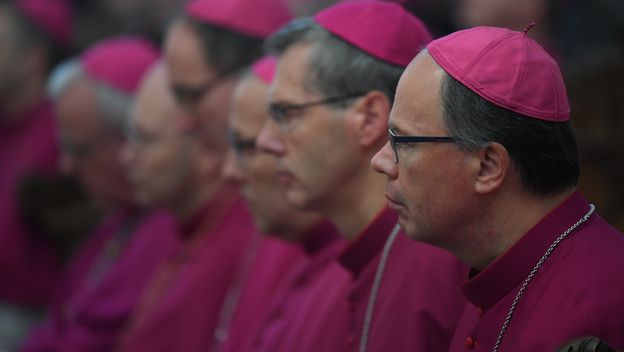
[15,0,72,46]
[251,56,278,85]
[427,26,570,122]
[186,0,293,39]
[80,37,159,94]
[313,0,432,67]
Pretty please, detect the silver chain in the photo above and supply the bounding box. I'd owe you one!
[359,222,401,352]
[492,204,595,352]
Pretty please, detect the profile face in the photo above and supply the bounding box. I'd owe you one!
[256,42,359,212]
[371,52,474,246]
[163,20,233,148]
[223,74,317,234]
[56,78,132,206]
[122,67,196,209]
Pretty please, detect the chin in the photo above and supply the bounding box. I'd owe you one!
[398,218,428,243]
[285,187,311,210]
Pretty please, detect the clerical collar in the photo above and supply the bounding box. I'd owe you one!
[336,206,398,278]
[300,220,342,256]
[462,191,593,309]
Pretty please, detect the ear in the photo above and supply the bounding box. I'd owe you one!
[473,142,510,194]
[347,90,391,148]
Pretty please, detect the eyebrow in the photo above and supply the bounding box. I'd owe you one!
[388,122,409,136]
[267,99,304,108]
[228,129,256,141]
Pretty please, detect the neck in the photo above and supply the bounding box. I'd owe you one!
[174,177,226,224]
[273,212,323,243]
[460,188,575,271]
[325,166,388,240]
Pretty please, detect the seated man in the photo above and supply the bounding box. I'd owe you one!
[118,1,293,350]
[372,25,624,351]
[258,2,468,351]
[22,37,176,352]
[217,56,349,352]
[0,2,72,345]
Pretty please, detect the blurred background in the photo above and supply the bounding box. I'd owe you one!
[1,0,622,350]
[1,0,622,266]
[65,0,624,228]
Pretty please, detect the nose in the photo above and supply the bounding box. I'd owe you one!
[221,148,244,184]
[371,141,398,179]
[256,119,286,157]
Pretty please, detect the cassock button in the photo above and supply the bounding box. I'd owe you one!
[476,306,485,317]
[464,336,477,350]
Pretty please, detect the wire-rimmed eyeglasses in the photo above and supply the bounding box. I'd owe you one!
[267,92,365,129]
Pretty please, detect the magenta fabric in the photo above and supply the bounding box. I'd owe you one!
[0,99,62,307]
[449,191,624,351]
[337,207,468,351]
[21,208,177,352]
[251,56,278,85]
[313,0,432,67]
[15,0,72,46]
[427,26,570,121]
[186,0,292,39]
[212,235,304,352]
[81,37,159,94]
[119,186,257,352]
[244,221,350,352]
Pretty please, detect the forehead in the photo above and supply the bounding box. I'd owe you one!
[56,78,103,136]
[164,21,216,83]
[133,66,176,129]
[390,51,447,134]
[269,42,316,102]
[231,75,270,135]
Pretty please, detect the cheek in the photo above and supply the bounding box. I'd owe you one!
[400,151,459,203]
[251,154,277,178]
[199,88,231,123]
[291,121,349,173]
[247,159,278,195]
[87,152,121,180]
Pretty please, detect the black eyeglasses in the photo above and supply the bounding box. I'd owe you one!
[388,128,454,164]
[267,92,366,129]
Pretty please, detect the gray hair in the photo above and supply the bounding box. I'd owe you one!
[48,59,134,134]
[440,72,579,196]
[265,18,404,105]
